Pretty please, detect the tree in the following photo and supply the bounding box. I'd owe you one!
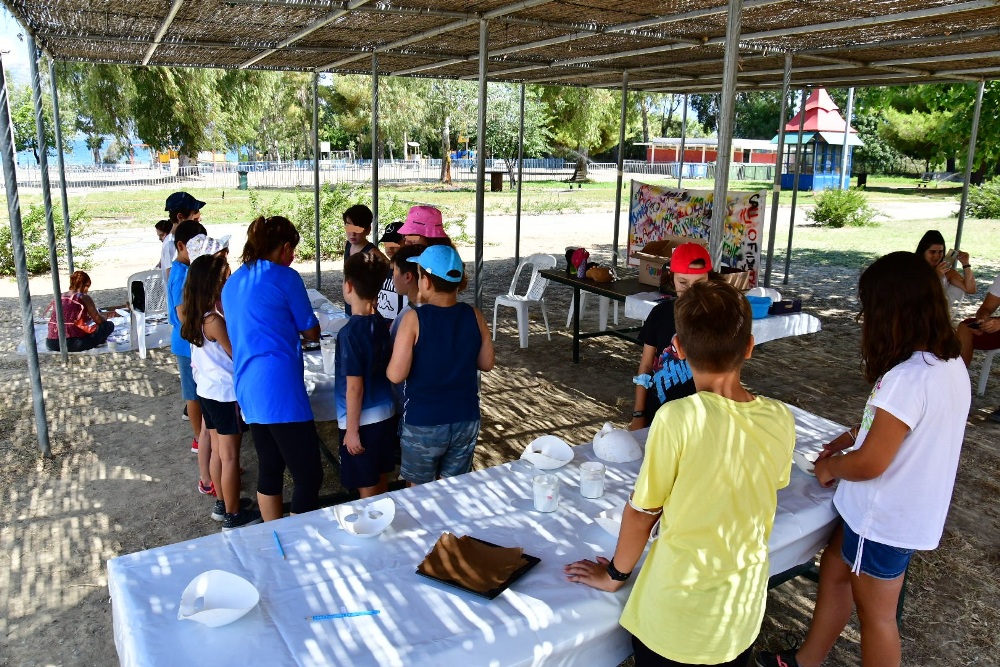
[541,86,630,179]
[879,107,952,173]
[482,83,550,188]
[9,71,76,164]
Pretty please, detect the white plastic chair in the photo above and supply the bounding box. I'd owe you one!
[492,254,556,348]
[566,292,619,331]
[127,269,168,358]
[977,349,998,396]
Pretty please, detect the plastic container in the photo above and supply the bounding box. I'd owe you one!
[745,295,772,319]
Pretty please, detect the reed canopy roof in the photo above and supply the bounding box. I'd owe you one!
[6,0,1000,92]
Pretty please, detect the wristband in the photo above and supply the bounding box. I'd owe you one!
[632,410,644,418]
[606,558,632,582]
[963,264,971,269]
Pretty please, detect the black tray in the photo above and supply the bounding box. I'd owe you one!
[415,536,541,600]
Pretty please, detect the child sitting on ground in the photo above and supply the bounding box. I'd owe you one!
[387,245,494,486]
[565,279,795,667]
[336,252,398,498]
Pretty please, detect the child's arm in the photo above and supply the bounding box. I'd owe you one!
[564,498,661,592]
[630,344,657,431]
[474,307,495,372]
[203,313,233,357]
[344,376,365,456]
[814,407,909,487]
[386,309,418,383]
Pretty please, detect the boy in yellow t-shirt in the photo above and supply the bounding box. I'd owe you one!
[565,280,795,667]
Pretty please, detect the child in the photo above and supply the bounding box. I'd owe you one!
[397,205,449,247]
[167,221,212,475]
[180,250,262,530]
[221,215,324,521]
[387,245,494,485]
[160,191,205,284]
[335,252,397,498]
[630,242,716,430]
[155,220,172,243]
[756,252,970,667]
[343,204,385,315]
[388,243,424,340]
[376,221,406,325]
[566,279,795,667]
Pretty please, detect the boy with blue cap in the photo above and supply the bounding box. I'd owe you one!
[387,245,494,485]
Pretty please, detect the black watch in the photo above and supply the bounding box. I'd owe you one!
[606,558,632,581]
[631,410,644,418]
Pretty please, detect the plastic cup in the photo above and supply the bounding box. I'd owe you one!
[532,474,560,512]
[107,340,118,352]
[579,461,606,499]
[320,336,336,375]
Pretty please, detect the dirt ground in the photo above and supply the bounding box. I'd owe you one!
[1,211,999,666]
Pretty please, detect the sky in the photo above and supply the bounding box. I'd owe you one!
[0,7,29,84]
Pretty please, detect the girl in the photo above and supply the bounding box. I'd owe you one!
[221,216,324,521]
[45,271,115,352]
[629,243,716,430]
[756,251,970,667]
[915,229,975,298]
[181,253,261,530]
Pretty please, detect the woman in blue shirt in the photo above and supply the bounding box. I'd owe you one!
[221,215,323,521]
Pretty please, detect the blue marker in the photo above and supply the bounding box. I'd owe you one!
[272,530,286,559]
[307,610,380,621]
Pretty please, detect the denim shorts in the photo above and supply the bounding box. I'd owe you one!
[176,355,197,401]
[841,521,914,580]
[399,419,480,484]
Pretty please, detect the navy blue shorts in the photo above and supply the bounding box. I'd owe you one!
[339,419,398,489]
[199,397,247,436]
[841,522,914,580]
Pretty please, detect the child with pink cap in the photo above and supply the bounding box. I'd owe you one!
[398,205,449,246]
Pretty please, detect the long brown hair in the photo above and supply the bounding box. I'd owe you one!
[180,254,229,347]
[68,270,91,293]
[858,251,960,383]
[241,215,299,264]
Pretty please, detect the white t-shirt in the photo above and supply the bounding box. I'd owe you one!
[160,234,176,284]
[988,274,1000,298]
[834,351,970,550]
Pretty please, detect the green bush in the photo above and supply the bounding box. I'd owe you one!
[0,204,101,277]
[248,184,469,261]
[967,178,1000,219]
[806,188,882,228]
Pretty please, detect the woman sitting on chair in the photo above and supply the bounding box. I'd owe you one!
[915,229,976,298]
[46,271,115,352]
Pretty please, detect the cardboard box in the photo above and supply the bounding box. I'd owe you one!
[719,266,752,291]
[632,235,706,287]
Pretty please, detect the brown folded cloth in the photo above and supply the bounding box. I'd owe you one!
[418,533,525,593]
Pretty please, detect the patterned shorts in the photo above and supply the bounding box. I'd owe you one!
[399,419,480,484]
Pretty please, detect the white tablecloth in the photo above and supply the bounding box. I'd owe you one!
[19,312,171,356]
[107,405,843,667]
[303,289,347,422]
[624,292,822,344]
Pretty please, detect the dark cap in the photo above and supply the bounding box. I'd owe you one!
[165,191,206,213]
[378,222,404,245]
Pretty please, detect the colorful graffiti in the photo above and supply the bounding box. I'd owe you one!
[627,181,765,286]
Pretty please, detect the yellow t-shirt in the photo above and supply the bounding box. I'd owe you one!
[619,392,794,664]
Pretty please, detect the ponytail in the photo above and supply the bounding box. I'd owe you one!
[242,215,300,265]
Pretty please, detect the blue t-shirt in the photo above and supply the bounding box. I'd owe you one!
[167,260,190,356]
[221,260,319,424]
[403,303,481,426]
[334,313,395,429]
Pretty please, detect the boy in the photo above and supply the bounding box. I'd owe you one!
[160,191,205,284]
[565,280,795,667]
[168,220,211,475]
[387,245,494,486]
[336,252,397,498]
[388,243,424,340]
[376,221,405,325]
[343,204,385,316]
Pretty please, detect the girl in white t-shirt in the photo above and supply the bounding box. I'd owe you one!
[757,251,970,667]
[181,253,261,531]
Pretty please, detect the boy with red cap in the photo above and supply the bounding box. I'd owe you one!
[630,242,716,430]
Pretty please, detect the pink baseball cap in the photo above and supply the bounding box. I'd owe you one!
[398,205,447,239]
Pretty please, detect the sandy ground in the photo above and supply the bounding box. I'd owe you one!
[1,197,998,666]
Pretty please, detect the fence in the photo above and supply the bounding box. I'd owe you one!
[4,158,774,191]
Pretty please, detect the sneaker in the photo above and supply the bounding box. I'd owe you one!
[755,651,800,667]
[182,405,189,421]
[211,498,254,522]
[191,438,199,453]
[223,508,263,531]
[198,479,216,496]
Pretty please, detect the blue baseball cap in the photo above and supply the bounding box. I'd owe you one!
[407,245,464,283]
[165,191,206,213]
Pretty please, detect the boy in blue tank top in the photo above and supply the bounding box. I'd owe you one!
[336,252,397,498]
[387,245,495,485]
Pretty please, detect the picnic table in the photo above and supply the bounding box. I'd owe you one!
[106,404,843,667]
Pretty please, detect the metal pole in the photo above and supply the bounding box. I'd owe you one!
[0,52,51,456]
[612,70,629,268]
[677,93,688,189]
[49,58,73,274]
[28,39,68,362]
[474,19,488,310]
[515,81,525,266]
[313,72,321,288]
[955,79,985,251]
[839,87,855,191]
[371,54,379,240]
[764,53,792,287]
[784,87,809,285]
[708,0,743,268]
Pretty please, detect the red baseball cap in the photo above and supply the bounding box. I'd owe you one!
[670,243,712,274]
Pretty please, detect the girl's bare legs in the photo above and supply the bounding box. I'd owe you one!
[218,432,243,513]
[197,419,212,490]
[207,427,223,503]
[852,568,905,667]
[795,524,857,667]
